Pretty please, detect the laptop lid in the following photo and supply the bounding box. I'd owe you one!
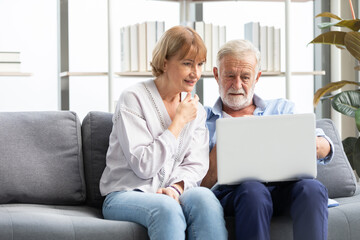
[216,113,317,185]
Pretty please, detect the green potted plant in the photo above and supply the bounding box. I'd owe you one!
[310,0,360,175]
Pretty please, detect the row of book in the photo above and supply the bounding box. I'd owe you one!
[244,22,281,72]
[0,51,21,72]
[120,21,226,73]
[121,21,165,73]
[185,21,226,72]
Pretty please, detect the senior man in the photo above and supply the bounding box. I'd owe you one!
[201,39,334,240]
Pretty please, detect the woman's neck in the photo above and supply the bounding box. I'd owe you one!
[154,77,180,103]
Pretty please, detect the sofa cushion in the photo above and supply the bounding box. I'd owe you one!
[0,204,148,240]
[0,111,85,204]
[82,111,113,208]
[316,119,357,198]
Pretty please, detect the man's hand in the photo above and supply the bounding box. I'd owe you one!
[316,136,331,159]
[201,145,218,189]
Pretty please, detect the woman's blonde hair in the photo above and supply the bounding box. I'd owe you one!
[151,25,207,77]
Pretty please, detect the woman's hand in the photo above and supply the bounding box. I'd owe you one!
[168,92,199,138]
[175,92,199,124]
[156,187,180,203]
[156,182,184,204]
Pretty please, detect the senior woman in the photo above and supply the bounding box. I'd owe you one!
[99,25,227,240]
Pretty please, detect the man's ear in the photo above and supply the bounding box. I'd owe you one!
[255,71,262,84]
[213,67,219,83]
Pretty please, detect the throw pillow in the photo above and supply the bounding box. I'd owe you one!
[316,119,357,198]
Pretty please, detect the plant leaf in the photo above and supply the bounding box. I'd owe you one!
[353,137,360,176]
[335,20,360,31]
[332,90,360,117]
[309,31,346,46]
[313,81,360,106]
[315,12,342,20]
[317,21,340,29]
[356,108,360,132]
[344,32,360,62]
[343,137,357,168]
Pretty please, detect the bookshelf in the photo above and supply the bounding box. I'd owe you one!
[115,0,316,104]
[58,0,317,111]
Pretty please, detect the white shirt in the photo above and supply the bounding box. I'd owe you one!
[100,80,209,196]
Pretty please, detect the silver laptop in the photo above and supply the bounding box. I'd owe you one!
[216,113,317,185]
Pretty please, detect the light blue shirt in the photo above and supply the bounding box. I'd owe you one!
[205,94,334,164]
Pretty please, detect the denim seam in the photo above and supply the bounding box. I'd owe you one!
[181,203,197,240]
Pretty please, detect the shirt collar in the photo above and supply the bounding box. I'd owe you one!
[212,97,224,117]
[253,94,266,115]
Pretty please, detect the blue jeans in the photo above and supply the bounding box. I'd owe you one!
[214,179,328,240]
[103,187,228,240]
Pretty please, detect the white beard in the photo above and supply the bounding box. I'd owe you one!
[219,83,255,111]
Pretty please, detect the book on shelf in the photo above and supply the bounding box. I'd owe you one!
[195,21,205,42]
[260,25,268,72]
[219,26,226,49]
[0,52,20,62]
[156,21,165,42]
[212,25,219,69]
[138,22,147,72]
[244,22,260,50]
[0,62,21,72]
[146,21,157,72]
[184,21,195,29]
[130,24,139,72]
[204,23,213,72]
[120,26,131,72]
[195,21,205,71]
[274,28,281,72]
[267,26,274,72]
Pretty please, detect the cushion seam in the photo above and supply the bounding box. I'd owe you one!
[71,111,86,202]
[89,112,95,205]
[1,206,14,240]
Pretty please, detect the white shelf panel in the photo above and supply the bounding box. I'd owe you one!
[0,72,32,76]
[60,72,108,77]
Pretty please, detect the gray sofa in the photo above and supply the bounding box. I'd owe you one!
[0,111,359,240]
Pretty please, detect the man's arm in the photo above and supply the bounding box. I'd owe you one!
[201,145,218,189]
[315,128,334,164]
[316,136,331,160]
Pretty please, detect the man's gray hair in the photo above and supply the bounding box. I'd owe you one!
[216,39,261,73]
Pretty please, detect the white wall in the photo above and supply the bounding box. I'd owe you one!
[0,0,57,111]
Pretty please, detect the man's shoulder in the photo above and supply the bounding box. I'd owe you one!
[263,98,295,114]
[264,97,293,104]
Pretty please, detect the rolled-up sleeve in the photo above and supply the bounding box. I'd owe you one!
[316,128,334,165]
